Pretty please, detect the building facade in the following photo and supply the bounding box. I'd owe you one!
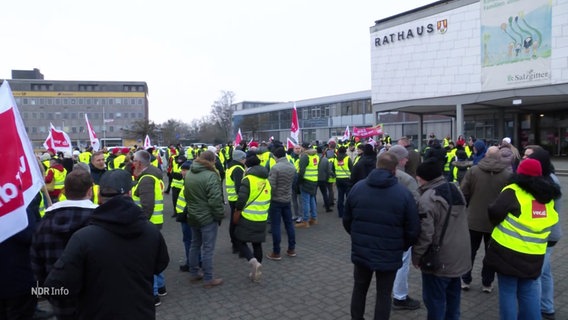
[232,91,377,144]
[4,69,149,149]
[371,0,568,156]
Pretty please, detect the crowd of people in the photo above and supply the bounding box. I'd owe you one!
[0,133,562,320]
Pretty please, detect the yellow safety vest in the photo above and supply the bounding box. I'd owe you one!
[78,152,91,164]
[132,175,164,225]
[171,161,184,189]
[225,165,245,202]
[176,186,187,214]
[48,168,67,191]
[445,148,456,172]
[333,157,351,179]
[185,147,195,160]
[302,154,319,182]
[112,154,127,170]
[39,192,46,218]
[327,157,337,183]
[491,184,558,255]
[241,175,271,222]
[57,184,100,204]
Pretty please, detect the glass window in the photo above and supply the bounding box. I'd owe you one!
[124,112,129,119]
[70,99,76,105]
[47,99,52,105]
[110,126,114,132]
[32,127,37,134]
[39,126,46,133]
[32,113,37,119]
[47,113,53,120]
[72,127,77,133]
[55,98,60,105]
[138,112,143,118]
[116,112,121,118]
[71,113,77,119]
[78,98,83,105]
[63,113,69,120]
[40,113,44,119]
[30,99,36,105]
[79,126,84,133]
[86,98,91,105]
[23,98,28,105]
[130,99,135,105]
[114,98,121,105]
[131,112,136,118]
[109,113,114,119]
[93,113,99,119]
[63,98,68,105]
[137,98,142,105]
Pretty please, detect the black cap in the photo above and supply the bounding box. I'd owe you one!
[99,170,135,197]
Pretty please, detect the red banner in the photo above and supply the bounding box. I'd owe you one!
[352,124,384,139]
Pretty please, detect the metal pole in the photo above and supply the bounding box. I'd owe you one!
[103,105,106,147]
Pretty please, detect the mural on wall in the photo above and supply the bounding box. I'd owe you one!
[481,0,552,91]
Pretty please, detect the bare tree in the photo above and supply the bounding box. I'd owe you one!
[160,119,183,145]
[210,90,235,143]
[125,119,157,142]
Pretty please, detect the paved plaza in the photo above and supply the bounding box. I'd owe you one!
[154,172,568,320]
[36,161,568,319]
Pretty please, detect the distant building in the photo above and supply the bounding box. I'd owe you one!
[3,69,149,149]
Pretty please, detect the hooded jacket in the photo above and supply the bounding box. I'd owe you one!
[460,156,512,233]
[31,200,97,284]
[472,140,487,165]
[44,196,169,320]
[344,168,420,271]
[412,176,471,277]
[184,160,225,227]
[350,150,377,186]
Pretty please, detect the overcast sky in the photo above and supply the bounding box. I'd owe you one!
[2,0,437,124]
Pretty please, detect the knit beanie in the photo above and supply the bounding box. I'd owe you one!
[416,158,443,181]
[517,158,542,177]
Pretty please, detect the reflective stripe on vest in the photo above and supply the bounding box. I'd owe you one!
[171,162,184,189]
[491,184,558,255]
[241,175,271,222]
[112,154,126,170]
[303,154,319,182]
[176,186,187,214]
[225,165,244,202]
[445,149,456,172]
[132,175,164,225]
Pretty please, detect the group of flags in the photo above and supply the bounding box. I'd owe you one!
[0,81,157,243]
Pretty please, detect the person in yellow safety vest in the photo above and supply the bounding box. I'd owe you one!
[331,146,353,218]
[78,147,92,165]
[225,150,247,254]
[175,160,194,272]
[45,157,67,204]
[185,145,195,160]
[295,142,319,228]
[444,141,457,181]
[40,152,52,171]
[222,142,234,169]
[484,158,560,320]
[169,155,187,218]
[110,148,129,171]
[464,136,475,160]
[131,150,166,300]
[451,149,472,184]
[146,147,161,170]
[442,135,451,148]
[353,144,364,166]
[289,144,303,222]
[233,153,271,282]
[325,141,337,207]
[217,145,227,169]
[257,148,276,173]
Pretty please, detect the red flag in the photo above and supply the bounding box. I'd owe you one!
[286,138,295,150]
[290,103,300,144]
[43,124,73,155]
[0,81,44,243]
[343,126,351,141]
[234,128,242,145]
[144,135,152,149]
[85,114,100,151]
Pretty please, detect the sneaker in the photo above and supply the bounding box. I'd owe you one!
[325,208,333,212]
[154,296,161,307]
[461,280,470,291]
[203,278,223,288]
[294,217,303,223]
[266,252,282,261]
[392,296,421,310]
[295,221,310,228]
[542,312,556,320]
[249,258,262,282]
[157,286,167,297]
[482,285,493,293]
[189,273,204,283]
[286,249,297,257]
[308,218,318,225]
[179,264,189,272]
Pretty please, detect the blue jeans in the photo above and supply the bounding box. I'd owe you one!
[189,222,218,281]
[269,200,296,254]
[300,191,316,221]
[153,273,164,296]
[336,179,351,218]
[180,221,192,266]
[497,273,540,320]
[351,264,396,320]
[537,248,554,314]
[421,273,461,320]
[392,248,411,300]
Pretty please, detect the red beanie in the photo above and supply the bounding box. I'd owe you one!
[249,141,259,148]
[517,158,542,177]
[121,147,130,154]
[112,148,119,155]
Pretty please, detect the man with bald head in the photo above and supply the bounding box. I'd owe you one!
[459,146,512,292]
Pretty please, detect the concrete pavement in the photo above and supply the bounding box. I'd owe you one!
[155,173,568,320]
